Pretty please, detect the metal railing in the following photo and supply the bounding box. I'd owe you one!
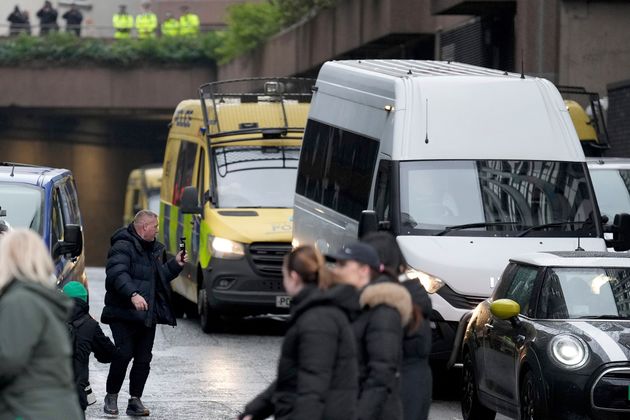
[0,23,224,39]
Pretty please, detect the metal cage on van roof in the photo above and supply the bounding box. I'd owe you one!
[198,77,315,145]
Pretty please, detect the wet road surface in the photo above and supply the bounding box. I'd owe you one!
[84,267,506,419]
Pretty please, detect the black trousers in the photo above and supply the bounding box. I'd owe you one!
[106,322,156,398]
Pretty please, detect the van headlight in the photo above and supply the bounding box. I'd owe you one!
[405,268,445,293]
[209,236,245,259]
[549,335,589,369]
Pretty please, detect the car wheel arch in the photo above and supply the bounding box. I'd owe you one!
[518,355,549,419]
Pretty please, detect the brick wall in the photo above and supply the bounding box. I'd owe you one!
[606,79,630,157]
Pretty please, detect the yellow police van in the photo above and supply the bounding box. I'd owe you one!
[123,164,163,225]
[159,78,313,332]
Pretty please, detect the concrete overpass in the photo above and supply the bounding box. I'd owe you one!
[0,65,215,264]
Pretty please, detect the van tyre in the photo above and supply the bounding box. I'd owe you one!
[462,352,496,420]
[520,370,546,420]
[198,287,219,333]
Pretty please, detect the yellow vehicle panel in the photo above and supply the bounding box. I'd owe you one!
[565,99,598,144]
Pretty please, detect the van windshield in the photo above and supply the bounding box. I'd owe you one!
[589,168,630,219]
[399,160,597,237]
[214,145,300,208]
[0,182,44,234]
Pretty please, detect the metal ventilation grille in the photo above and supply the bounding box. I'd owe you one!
[248,242,292,276]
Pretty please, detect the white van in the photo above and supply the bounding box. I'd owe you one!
[292,60,630,363]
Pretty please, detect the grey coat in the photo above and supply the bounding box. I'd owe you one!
[0,279,83,420]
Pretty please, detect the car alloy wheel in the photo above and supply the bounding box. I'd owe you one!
[461,352,496,420]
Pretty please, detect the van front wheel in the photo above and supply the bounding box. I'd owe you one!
[198,287,218,333]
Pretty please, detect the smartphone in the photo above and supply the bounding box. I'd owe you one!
[179,237,186,258]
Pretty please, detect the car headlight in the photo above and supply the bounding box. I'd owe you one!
[549,334,589,369]
[405,268,445,294]
[209,236,245,259]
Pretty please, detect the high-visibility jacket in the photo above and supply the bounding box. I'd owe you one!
[112,13,133,39]
[179,13,200,36]
[161,18,179,37]
[136,12,157,39]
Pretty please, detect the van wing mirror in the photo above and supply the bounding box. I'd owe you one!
[53,224,82,259]
[181,186,202,214]
[609,213,630,251]
[358,210,379,238]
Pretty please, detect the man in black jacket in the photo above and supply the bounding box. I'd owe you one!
[62,281,117,411]
[36,1,58,35]
[101,210,186,416]
[62,2,83,36]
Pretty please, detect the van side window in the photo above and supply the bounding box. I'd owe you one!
[51,188,65,247]
[197,148,206,204]
[60,178,81,225]
[373,160,391,223]
[296,119,379,220]
[172,141,198,206]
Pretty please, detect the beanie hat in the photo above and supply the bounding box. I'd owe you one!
[62,281,88,302]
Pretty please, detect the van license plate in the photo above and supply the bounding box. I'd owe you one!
[276,296,291,308]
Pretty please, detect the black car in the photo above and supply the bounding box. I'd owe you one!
[461,251,630,420]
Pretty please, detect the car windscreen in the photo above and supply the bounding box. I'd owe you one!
[214,145,300,208]
[589,168,630,219]
[0,182,44,234]
[399,160,598,237]
[538,267,630,320]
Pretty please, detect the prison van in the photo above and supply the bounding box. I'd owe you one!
[160,78,313,332]
[292,60,630,364]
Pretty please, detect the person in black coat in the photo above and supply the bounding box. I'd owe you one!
[62,281,116,411]
[239,245,359,420]
[62,3,83,36]
[362,232,433,420]
[7,6,29,36]
[101,209,185,417]
[328,241,413,420]
[36,1,58,35]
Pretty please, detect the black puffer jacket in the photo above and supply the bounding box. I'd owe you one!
[101,224,182,327]
[401,279,432,420]
[353,278,413,420]
[242,284,360,420]
[68,298,116,410]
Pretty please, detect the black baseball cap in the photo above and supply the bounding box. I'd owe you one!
[326,242,381,270]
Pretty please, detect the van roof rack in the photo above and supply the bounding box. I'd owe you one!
[198,77,315,140]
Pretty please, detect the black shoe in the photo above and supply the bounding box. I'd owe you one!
[126,397,150,417]
[103,393,119,415]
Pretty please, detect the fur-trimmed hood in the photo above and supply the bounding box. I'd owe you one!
[359,281,412,326]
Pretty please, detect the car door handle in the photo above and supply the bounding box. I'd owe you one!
[484,323,494,330]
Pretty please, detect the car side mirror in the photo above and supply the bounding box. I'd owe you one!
[490,299,521,327]
[358,210,378,238]
[180,186,202,214]
[53,224,82,259]
[607,213,630,251]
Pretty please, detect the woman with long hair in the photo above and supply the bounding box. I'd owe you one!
[239,245,359,420]
[328,240,413,420]
[362,231,432,420]
[0,229,83,419]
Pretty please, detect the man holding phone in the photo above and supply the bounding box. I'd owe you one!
[101,210,188,416]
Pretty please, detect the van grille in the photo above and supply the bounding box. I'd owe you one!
[248,242,292,276]
[591,367,630,411]
[437,285,486,309]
